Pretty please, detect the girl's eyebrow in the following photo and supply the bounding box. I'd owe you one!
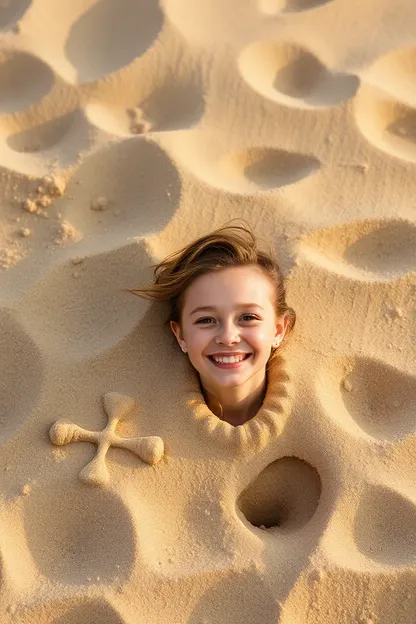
[190,304,264,315]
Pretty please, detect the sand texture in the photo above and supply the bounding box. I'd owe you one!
[1,0,416,622]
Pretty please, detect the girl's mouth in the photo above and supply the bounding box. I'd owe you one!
[207,353,252,369]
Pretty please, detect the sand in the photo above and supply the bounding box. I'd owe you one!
[0,0,416,622]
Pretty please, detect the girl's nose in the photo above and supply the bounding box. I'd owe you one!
[215,321,239,344]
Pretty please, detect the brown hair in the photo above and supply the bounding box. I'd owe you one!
[126,219,296,365]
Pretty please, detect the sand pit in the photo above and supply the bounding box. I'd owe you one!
[0,0,415,622]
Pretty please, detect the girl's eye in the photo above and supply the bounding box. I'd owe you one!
[195,314,259,324]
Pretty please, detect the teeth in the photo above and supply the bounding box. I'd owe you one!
[212,354,246,364]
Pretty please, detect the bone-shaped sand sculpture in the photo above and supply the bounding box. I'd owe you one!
[49,392,164,486]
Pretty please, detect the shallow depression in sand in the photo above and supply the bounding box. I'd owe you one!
[258,0,333,14]
[64,0,163,83]
[239,41,358,109]
[6,112,78,153]
[238,457,321,531]
[299,219,416,280]
[0,310,44,444]
[23,481,135,585]
[355,85,416,163]
[58,137,181,240]
[354,485,416,566]
[52,599,127,624]
[317,356,416,441]
[361,46,416,105]
[218,147,320,191]
[0,0,31,29]
[0,50,54,113]
[19,242,153,361]
[86,79,205,136]
[340,358,416,440]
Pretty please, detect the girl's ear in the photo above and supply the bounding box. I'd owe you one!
[275,313,290,341]
[170,320,186,350]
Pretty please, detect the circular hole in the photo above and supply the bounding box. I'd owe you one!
[238,456,321,531]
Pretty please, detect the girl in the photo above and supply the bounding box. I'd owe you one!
[128,221,295,428]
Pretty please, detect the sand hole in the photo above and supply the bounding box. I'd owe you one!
[0,311,43,444]
[0,50,54,113]
[65,0,163,83]
[6,112,76,153]
[362,46,416,105]
[0,0,30,29]
[355,85,416,162]
[259,0,333,14]
[23,482,135,585]
[299,219,416,280]
[219,147,320,191]
[340,358,416,440]
[354,485,416,566]
[87,80,204,136]
[238,457,321,531]
[52,599,126,624]
[239,41,358,109]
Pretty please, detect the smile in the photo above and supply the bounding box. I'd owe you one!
[207,353,252,369]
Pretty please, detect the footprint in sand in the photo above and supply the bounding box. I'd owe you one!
[0,49,54,114]
[298,219,416,281]
[239,41,358,109]
[238,457,321,531]
[258,0,333,14]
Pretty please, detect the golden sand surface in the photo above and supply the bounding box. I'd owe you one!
[0,0,415,622]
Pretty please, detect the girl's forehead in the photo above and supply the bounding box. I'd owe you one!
[183,266,274,306]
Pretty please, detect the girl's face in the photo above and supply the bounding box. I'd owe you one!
[170,265,289,392]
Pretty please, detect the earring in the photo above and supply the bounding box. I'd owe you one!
[182,347,187,353]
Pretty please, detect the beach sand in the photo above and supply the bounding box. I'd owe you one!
[1,0,416,622]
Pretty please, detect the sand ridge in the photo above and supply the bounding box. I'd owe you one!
[0,0,416,622]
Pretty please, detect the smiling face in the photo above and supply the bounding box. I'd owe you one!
[170,265,288,395]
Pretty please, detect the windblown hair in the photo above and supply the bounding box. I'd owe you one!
[126,220,296,365]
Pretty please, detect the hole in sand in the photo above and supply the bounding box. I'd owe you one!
[0,0,30,30]
[219,147,320,191]
[23,481,135,585]
[354,485,416,566]
[238,456,321,531]
[65,0,163,83]
[239,40,358,109]
[355,85,416,163]
[0,50,54,114]
[6,112,76,153]
[259,0,333,14]
[299,219,416,281]
[0,311,43,444]
[340,357,416,441]
[52,599,126,624]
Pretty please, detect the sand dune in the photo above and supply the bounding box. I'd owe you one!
[0,0,415,622]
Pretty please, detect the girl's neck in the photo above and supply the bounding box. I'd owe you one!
[201,371,268,426]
